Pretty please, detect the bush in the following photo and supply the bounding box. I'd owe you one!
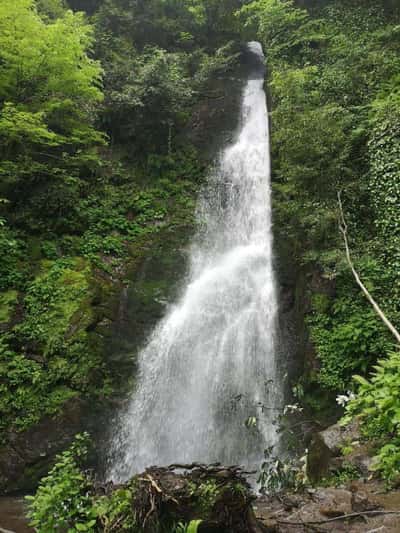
[308,265,392,391]
[344,349,400,485]
[26,433,98,532]
[27,433,138,532]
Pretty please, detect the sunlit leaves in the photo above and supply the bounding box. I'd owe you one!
[0,0,104,227]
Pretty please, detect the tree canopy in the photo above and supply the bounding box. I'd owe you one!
[0,0,104,230]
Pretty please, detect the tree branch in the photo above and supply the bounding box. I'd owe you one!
[337,191,400,345]
[277,509,400,526]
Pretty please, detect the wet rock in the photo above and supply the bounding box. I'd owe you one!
[279,494,302,512]
[283,487,352,525]
[105,225,192,379]
[323,419,360,452]
[345,443,374,477]
[253,480,400,533]
[317,487,353,517]
[0,398,86,494]
[351,487,380,512]
[307,419,371,481]
[307,430,334,481]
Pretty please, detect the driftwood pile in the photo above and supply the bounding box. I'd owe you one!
[100,463,264,533]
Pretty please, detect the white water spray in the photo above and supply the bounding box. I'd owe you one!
[108,42,281,480]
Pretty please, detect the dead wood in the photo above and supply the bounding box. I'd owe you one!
[338,191,400,344]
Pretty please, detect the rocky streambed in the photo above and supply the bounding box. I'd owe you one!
[2,481,400,533]
[1,480,400,532]
[255,481,400,532]
[2,421,400,532]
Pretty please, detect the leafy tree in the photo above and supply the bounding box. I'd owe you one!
[0,0,104,230]
[37,0,66,19]
[26,433,98,532]
[99,44,193,149]
[94,0,240,152]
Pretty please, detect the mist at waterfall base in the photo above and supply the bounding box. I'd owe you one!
[108,42,282,482]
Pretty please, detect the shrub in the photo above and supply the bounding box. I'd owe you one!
[344,349,400,485]
[26,433,98,532]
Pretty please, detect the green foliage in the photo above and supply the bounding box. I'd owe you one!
[0,338,78,434]
[36,0,66,19]
[0,219,28,290]
[238,0,312,64]
[345,350,400,485]
[26,433,97,532]
[372,443,400,487]
[320,462,361,488]
[188,480,219,515]
[16,258,91,355]
[240,0,400,405]
[94,0,240,150]
[27,433,140,532]
[0,141,202,438]
[0,258,112,434]
[94,487,138,532]
[0,0,104,230]
[172,521,203,533]
[258,446,308,495]
[99,44,194,149]
[368,105,400,321]
[308,263,392,391]
[0,289,18,324]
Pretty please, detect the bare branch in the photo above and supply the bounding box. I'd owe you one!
[277,509,400,526]
[337,191,400,345]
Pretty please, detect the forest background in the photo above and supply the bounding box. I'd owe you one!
[1,0,400,525]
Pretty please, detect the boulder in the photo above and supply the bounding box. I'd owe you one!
[284,487,352,525]
[316,487,353,517]
[307,419,372,481]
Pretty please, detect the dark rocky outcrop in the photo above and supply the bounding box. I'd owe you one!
[0,398,87,494]
[307,419,373,482]
[0,52,249,495]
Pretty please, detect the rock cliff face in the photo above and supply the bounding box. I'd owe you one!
[0,398,86,494]
[0,50,250,495]
[0,45,319,494]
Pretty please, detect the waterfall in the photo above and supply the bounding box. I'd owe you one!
[108,42,281,481]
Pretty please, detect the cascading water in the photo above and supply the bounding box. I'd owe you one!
[108,42,282,481]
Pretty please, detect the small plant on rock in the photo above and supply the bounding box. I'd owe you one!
[258,446,309,495]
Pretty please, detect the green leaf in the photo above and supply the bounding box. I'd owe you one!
[353,375,370,387]
[187,520,203,533]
